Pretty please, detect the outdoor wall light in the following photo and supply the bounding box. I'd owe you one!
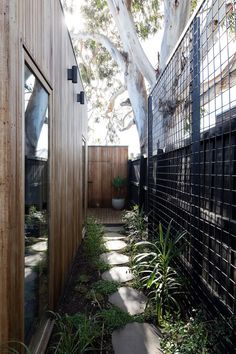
[77,91,85,105]
[67,65,78,83]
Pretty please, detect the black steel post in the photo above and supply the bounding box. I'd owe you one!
[190,16,202,274]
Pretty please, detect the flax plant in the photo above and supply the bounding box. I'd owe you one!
[133,221,186,323]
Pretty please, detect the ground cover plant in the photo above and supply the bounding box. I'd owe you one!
[161,309,236,354]
[84,217,107,267]
[96,306,143,334]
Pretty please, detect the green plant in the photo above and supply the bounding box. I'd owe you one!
[122,205,147,243]
[77,274,91,284]
[84,218,106,267]
[112,176,126,198]
[0,341,31,354]
[91,280,120,296]
[161,309,236,354]
[134,221,186,322]
[93,259,111,272]
[49,312,100,354]
[97,306,142,333]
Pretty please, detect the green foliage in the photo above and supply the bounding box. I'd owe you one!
[49,312,100,354]
[161,310,236,354]
[97,306,142,333]
[93,259,111,272]
[0,341,31,354]
[122,205,147,242]
[25,205,48,238]
[84,218,106,267]
[64,0,162,144]
[112,176,127,198]
[77,274,91,284]
[91,280,120,296]
[134,221,186,322]
[132,0,162,39]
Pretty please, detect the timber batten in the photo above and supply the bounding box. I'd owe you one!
[0,0,87,346]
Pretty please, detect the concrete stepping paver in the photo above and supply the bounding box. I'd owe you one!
[31,241,47,252]
[100,252,129,265]
[108,286,147,315]
[105,240,127,251]
[103,232,127,241]
[112,322,162,354]
[25,253,45,267]
[102,266,134,283]
[104,226,125,233]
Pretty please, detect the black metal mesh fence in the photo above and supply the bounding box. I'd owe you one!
[148,0,236,319]
[128,157,148,213]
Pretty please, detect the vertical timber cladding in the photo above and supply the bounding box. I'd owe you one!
[88,146,128,207]
[0,0,87,344]
[148,0,236,327]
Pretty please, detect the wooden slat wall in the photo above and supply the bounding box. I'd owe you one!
[0,0,87,344]
[88,146,128,207]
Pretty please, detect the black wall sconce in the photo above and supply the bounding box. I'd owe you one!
[77,91,85,105]
[67,65,78,83]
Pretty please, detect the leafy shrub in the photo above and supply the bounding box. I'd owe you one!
[134,221,186,322]
[161,309,236,354]
[122,205,147,243]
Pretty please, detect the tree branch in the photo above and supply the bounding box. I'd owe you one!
[107,0,156,86]
[73,32,126,72]
[106,86,127,115]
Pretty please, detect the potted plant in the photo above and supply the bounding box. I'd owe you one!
[112,176,126,210]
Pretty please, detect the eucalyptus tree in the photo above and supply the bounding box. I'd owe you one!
[64,0,198,151]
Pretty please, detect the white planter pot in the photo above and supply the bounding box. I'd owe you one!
[112,198,125,210]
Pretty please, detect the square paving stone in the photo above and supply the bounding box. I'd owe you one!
[105,240,127,251]
[104,232,127,240]
[100,252,129,265]
[112,322,162,354]
[102,266,134,282]
[108,287,147,315]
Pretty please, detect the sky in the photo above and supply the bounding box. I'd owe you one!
[64,2,163,158]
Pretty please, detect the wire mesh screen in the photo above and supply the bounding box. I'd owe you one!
[128,157,148,212]
[148,0,236,317]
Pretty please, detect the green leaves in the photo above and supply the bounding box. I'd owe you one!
[84,218,106,268]
[96,306,143,333]
[112,176,127,198]
[49,312,100,354]
[133,220,187,323]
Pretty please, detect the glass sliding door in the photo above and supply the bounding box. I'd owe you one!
[24,65,49,342]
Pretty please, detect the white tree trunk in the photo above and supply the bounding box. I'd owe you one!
[160,0,192,70]
[125,60,148,149]
[107,0,156,87]
[74,0,194,153]
[25,81,48,157]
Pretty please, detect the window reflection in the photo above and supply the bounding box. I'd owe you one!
[24,65,49,342]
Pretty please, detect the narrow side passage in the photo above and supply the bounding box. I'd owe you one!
[46,221,162,353]
[102,225,162,354]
